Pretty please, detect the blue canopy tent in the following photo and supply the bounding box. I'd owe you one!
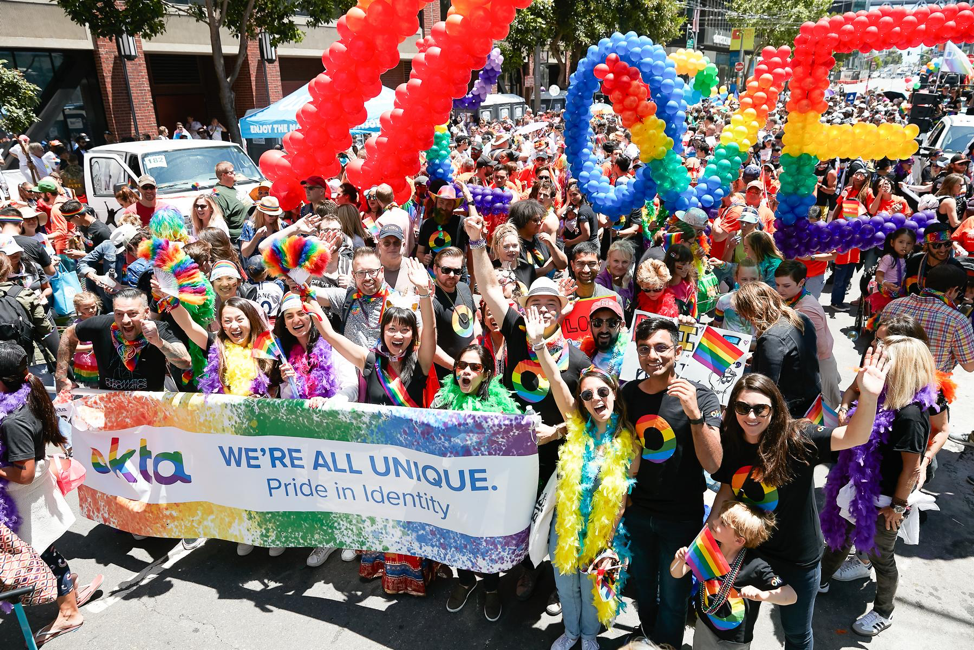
[239,84,396,139]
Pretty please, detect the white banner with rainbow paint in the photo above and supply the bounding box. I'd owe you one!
[71,392,539,572]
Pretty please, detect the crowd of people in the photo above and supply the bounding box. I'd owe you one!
[1,87,974,650]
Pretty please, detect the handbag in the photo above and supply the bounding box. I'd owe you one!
[528,472,558,566]
[50,263,83,318]
[0,523,57,607]
[49,449,86,496]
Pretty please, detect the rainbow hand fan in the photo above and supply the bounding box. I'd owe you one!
[137,237,208,306]
[262,235,331,286]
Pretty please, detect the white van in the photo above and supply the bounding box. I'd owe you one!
[83,139,265,223]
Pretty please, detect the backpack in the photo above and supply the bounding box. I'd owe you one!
[0,285,36,360]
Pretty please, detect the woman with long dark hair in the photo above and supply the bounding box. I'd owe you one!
[0,342,103,644]
[708,351,889,650]
[525,307,640,649]
[436,343,521,621]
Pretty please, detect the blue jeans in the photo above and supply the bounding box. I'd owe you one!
[804,273,825,299]
[627,508,699,648]
[752,559,821,650]
[549,515,600,640]
[830,263,856,307]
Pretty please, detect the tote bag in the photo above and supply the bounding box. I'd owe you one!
[51,263,83,317]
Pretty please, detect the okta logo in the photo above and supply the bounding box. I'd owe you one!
[91,438,192,485]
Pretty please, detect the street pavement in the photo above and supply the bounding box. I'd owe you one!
[3,275,973,650]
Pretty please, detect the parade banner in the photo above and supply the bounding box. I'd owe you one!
[71,392,539,573]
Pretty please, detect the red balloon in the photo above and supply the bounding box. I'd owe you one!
[594,63,610,80]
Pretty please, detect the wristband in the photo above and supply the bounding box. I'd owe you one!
[469,238,487,249]
[688,415,705,425]
[531,341,546,351]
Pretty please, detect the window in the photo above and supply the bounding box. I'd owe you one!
[142,145,263,194]
[89,156,134,197]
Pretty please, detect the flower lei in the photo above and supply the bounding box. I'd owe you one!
[287,337,339,400]
[110,322,148,372]
[578,328,629,378]
[553,412,636,626]
[820,384,938,554]
[433,375,521,414]
[0,383,31,531]
[198,341,270,397]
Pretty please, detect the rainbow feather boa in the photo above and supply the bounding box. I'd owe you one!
[137,237,209,306]
[262,235,331,280]
[553,412,636,626]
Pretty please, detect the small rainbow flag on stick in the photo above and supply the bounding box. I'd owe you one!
[685,526,731,583]
[662,232,683,251]
[804,395,839,428]
[692,326,743,376]
[251,331,285,361]
[841,199,861,220]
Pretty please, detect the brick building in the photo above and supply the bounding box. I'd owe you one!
[0,0,434,155]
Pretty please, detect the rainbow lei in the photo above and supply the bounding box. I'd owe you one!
[198,341,270,397]
[287,337,339,400]
[578,328,629,378]
[0,383,31,532]
[553,412,636,626]
[110,322,148,372]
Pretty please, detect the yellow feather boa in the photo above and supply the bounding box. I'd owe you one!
[553,412,636,625]
[222,341,259,396]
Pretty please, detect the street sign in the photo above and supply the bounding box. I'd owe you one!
[735,61,745,72]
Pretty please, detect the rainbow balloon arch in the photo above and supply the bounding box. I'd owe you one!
[260,2,973,256]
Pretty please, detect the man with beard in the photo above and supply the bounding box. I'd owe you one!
[431,247,478,378]
[904,223,964,294]
[315,248,392,348]
[566,241,617,300]
[620,317,722,648]
[416,185,469,267]
[579,297,627,378]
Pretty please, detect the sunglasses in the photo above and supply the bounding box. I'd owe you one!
[438,267,462,276]
[456,360,484,372]
[194,204,208,210]
[590,317,621,329]
[733,401,772,417]
[928,242,950,250]
[580,386,611,402]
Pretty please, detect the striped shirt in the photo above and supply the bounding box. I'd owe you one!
[880,295,974,372]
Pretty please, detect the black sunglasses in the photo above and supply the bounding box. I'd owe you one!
[733,401,772,417]
[438,267,462,276]
[580,386,611,402]
[590,317,621,329]
[928,242,950,250]
[456,360,484,372]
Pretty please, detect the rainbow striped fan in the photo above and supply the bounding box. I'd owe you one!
[262,235,331,285]
[137,237,208,306]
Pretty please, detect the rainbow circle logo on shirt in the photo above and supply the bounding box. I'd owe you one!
[636,414,676,463]
[429,229,452,252]
[452,304,474,337]
[731,465,779,511]
[705,589,746,631]
[512,359,549,403]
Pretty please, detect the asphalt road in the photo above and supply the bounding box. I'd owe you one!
[3,277,973,650]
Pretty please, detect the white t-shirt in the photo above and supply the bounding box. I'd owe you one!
[254,281,284,317]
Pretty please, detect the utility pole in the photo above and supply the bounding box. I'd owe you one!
[533,44,542,113]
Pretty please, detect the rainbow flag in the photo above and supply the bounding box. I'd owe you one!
[841,199,860,220]
[692,326,743,376]
[662,232,682,250]
[251,331,284,361]
[804,395,838,428]
[685,526,731,583]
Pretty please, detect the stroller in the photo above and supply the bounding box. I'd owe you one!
[853,262,880,338]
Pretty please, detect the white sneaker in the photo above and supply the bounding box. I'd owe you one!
[268,547,285,557]
[833,557,872,582]
[340,549,358,562]
[132,534,147,541]
[948,430,974,447]
[551,632,579,650]
[307,546,336,567]
[237,543,254,556]
[182,538,206,551]
[852,609,892,636]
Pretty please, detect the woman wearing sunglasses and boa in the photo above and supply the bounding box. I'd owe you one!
[524,306,641,650]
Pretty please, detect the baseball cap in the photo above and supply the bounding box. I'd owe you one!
[588,297,624,320]
[950,153,970,165]
[137,174,156,188]
[414,175,430,186]
[32,178,59,193]
[0,235,24,256]
[746,180,764,192]
[742,165,761,179]
[740,206,760,224]
[377,224,404,241]
[301,175,329,189]
[110,224,138,252]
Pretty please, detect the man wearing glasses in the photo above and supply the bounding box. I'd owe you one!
[904,223,965,295]
[620,316,722,648]
[122,174,170,227]
[430,247,478,378]
[213,161,249,241]
[566,241,617,301]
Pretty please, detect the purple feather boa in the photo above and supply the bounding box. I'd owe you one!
[288,337,338,400]
[198,342,270,397]
[0,383,32,532]
[820,384,937,554]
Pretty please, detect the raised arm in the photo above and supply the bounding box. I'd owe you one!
[403,257,437,374]
[257,214,322,253]
[54,324,79,393]
[464,212,511,325]
[831,346,889,451]
[303,295,370,371]
[169,303,211,350]
[524,306,575,421]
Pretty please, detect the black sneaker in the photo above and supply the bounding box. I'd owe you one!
[546,590,562,616]
[966,475,974,487]
[446,581,477,613]
[484,590,502,622]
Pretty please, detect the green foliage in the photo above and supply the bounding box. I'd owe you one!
[728,0,832,50]
[0,58,40,135]
[56,0,167,39]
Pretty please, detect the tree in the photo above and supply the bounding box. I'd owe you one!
[55,0,354,144]
[503,0,686,89]
[728,0,832,53]
[0,58,41,183]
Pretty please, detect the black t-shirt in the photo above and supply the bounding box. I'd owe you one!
[80,220,112,251]
[752,316,821,418]
[76,314,180,391]
[433,283,476,362]
[694,552,785,643]
[904,254,962,294]
[14,235,52,270]
[2,403,45,463]
[363,351,428,407]
[712,423,833,568]
[418,213,468,258]
[879,405,929,496]
[515,235,551,288]
[622,379,722,522]
[499,307,590,482]
[562,204,599,257]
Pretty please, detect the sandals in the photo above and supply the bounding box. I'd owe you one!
[75,573,105,608]
[34,621,84,647]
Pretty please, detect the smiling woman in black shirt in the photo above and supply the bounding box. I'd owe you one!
[709,350,890,650]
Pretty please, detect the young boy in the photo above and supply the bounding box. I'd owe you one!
[671,501,796,650]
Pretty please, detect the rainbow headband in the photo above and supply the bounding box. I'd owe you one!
[925,229,951,244]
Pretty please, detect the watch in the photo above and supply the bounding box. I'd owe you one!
[892,504,908,515]
[688,415,705,425]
